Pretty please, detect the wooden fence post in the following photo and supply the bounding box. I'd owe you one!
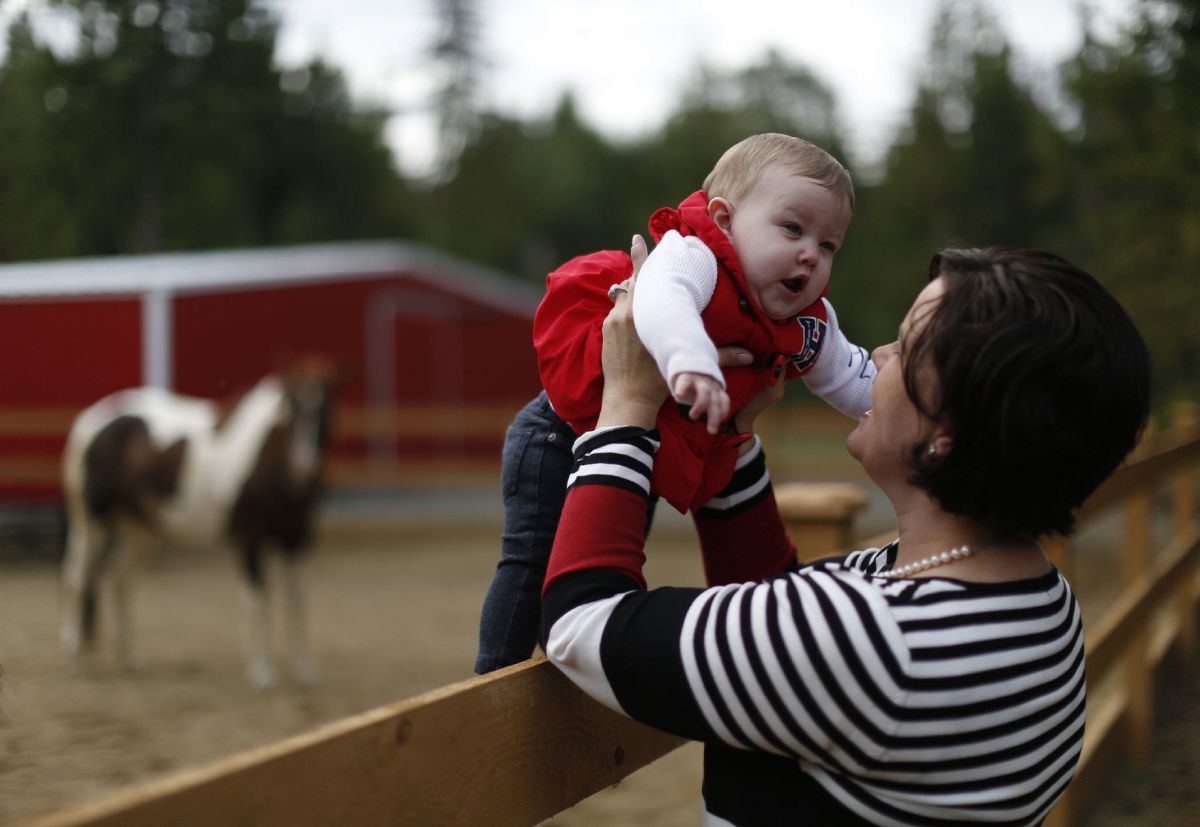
[1121,428,1154,770]
[1042,535,1073,583]
[1042,789,1072,827]
[1171,402,1198,667]
[776,482,869,562]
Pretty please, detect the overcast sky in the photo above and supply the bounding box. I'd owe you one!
[5,0,1139,176]
[264,0,1139,177]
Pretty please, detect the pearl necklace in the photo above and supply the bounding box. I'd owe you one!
[881,545,973,578]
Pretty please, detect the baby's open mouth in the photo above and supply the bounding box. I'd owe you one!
[781,276,808,294]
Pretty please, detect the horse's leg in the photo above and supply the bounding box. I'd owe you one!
[282,552,318,686]
[60,516,109,670]
[238,539,276,689]
[110,527,151,673]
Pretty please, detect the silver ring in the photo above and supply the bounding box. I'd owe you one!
[607,283,629,301]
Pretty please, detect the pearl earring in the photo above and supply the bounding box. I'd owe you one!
[927,444,937,456]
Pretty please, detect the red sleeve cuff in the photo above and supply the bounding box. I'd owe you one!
[695,489,797,585]
[543,484,650,594]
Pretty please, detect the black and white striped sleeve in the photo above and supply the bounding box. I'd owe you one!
[566,425,661,495]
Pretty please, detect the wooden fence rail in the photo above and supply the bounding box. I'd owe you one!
[26,662,683,827]
[23,406,1199,827]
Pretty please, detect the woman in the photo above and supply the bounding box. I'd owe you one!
[539,243,1151,825]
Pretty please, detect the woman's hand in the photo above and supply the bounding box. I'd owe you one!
[732,380,785,443]
[596,235,669,430]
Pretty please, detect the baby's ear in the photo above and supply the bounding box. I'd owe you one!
[708,197,734,234]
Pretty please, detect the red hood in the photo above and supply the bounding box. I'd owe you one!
[648,190,753,301]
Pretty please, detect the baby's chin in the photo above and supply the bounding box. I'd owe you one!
[763,294,822,320]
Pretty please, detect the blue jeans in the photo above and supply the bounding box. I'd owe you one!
[475,392,578,674]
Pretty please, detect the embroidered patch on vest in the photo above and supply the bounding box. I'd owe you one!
[789,316,828,372]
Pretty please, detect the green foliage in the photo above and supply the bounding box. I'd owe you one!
[639,50,852,203]
[428,0,482,174]
[422,50,857,283]
[0,15,85,257]
[834,0,1080,351]
[414,95,630,277]
[1061,0,1200,401]
[0,0,409,258]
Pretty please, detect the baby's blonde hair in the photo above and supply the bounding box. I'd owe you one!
[703,133,855,210]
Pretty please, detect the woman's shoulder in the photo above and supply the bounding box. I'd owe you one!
[771,544,901,608]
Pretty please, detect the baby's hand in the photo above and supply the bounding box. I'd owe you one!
[673,372,730,435]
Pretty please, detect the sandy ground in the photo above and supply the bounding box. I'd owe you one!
[0,479,1195,826]
[0,502,724,827]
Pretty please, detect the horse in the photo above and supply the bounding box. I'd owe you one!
[59,358,341,688]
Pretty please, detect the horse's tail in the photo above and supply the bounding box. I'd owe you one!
[83,416,153,520]
[81,415,186,525]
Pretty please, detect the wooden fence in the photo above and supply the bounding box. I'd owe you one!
[23,406,1199,827]
[1040,403,1199,826]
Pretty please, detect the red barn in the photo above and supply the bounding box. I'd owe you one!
[0,240,544,503]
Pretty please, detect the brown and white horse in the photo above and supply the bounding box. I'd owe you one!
[59,359,340,687]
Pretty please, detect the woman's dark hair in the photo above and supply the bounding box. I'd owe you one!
[903,247,1151,540]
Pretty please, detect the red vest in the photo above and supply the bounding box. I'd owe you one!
[533,191,828,512]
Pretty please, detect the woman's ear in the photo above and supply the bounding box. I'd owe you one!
[708,197,734,235]
[926,434,954,462]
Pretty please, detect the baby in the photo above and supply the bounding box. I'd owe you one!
[475,133,875,674]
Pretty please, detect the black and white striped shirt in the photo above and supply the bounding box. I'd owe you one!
[541,427,1084,826]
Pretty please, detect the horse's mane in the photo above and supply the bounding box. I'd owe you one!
[210,356,341,432]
